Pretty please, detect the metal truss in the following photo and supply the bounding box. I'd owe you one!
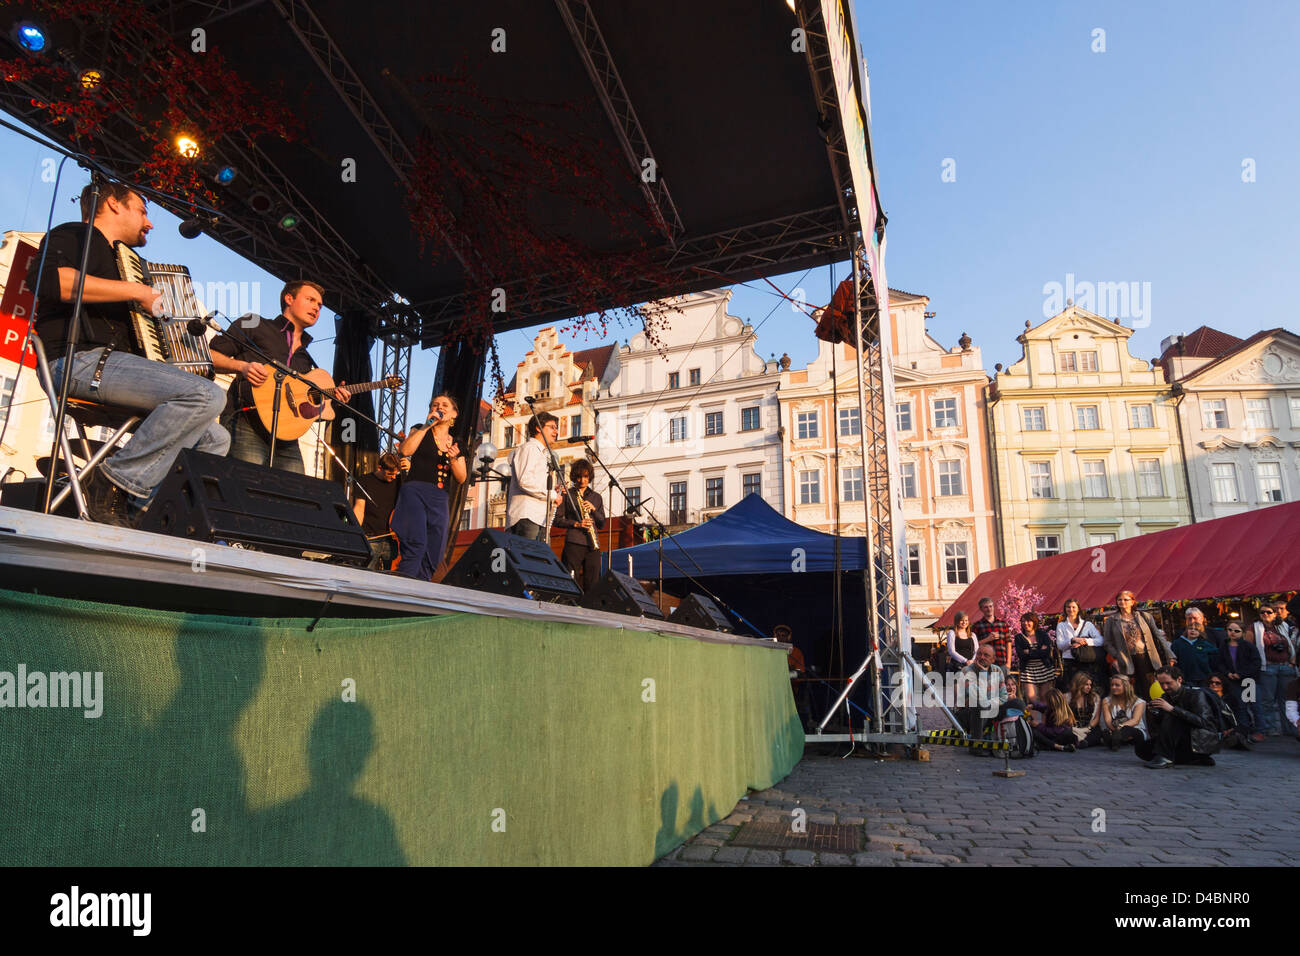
[375,333,413,446]
[794,0,858,238]
[554,0,684,244]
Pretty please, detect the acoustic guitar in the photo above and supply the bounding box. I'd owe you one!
[250,369,402,441]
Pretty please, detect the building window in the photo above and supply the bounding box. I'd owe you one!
[669,416,687,442]
[1088,533,1116,546]
[906,544,922,586]
[625,423,641,447]
[839,407,861,436]
[1258,462,1284,503]
[796,410,819,440]
[669,481,687,524]
[492,515,507,528]
[689,368,701,387]
[1130,404,1155,429]
[536,371,550,395]
[932,398,958,429]
[1211,462,1240,503]
[1057,352,1078,373]
[740,406,761,431]
[705,411,723,436]
[668,371,680,390]
[1246,398,1273,430]
[937,460,964,496]
[1034,535,1061,559]
[1203,399,1229,429]
[895,402,912,432]
[570,415,581,439]
[705,476,724,508]
[0,375,15,431]
[943,542,970,585]
[626,485,641,510]
[1290,396,1300,429]
[1137,459,1164,497]
[841,465,864,502]
[1023,407,1046,431]
[900,462,917,498]
[742,473,761,498]
[1076,405,1101,430]
[1082,460,1109,498]
[459,509,472,531]
[798,469,821,505]
[1029,461,1054,499]
[1079,351,1099,372]
[502,425,515,449]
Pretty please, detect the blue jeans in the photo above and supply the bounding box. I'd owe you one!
[510,518,548,542]
[391,481,450,581]
[227,414,305,474]
[51,349,229,499]
[1259,663,1297,734]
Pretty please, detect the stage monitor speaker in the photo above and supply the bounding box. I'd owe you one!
[443,529,581,604]
[668,592,733,633]
[136,449,370,563]
[0,478,77,517]
[579,570,664,620]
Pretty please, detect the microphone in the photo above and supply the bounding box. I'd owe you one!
[186,311,223,337]
[523,395,537,405]
[178,214,219,239]
[423,409,443,428]
[570,435,596,443]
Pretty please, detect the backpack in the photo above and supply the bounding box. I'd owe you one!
[1004,714,1036,759]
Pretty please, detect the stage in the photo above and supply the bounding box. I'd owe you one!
[0,507,802,865]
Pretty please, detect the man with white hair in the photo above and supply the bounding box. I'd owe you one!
[1171,608,1218,691]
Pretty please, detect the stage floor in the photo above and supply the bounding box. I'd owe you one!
[0,506,777,647]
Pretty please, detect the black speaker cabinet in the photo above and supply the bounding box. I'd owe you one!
[443,529,581,603]
[668,593,733,633]
[0,478,78,517]
[137,449,369,563]
[579,570,665,619]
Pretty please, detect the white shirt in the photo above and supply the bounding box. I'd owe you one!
[1054,618,1103,660]
[506,438,551,528]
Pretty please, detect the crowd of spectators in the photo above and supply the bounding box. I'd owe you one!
[938,592,1300,768]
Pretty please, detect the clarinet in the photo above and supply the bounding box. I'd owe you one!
[576,490,599,550]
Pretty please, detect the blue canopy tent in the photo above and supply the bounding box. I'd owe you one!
[603,495,879,727]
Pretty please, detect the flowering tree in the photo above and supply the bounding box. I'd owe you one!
[995,579,1044,625]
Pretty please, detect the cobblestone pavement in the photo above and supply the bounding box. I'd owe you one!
[654,726,1300,867]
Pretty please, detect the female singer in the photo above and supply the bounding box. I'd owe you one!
[391,394,467,580]
[552,459,605,590]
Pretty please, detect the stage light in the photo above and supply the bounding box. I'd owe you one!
[15,22,46,52]
[248,190,273,214]
[277,211,300,230]
[174,134,200,159]
[785,0,796,11]
[78,69,101,91]
[215,165,237,186]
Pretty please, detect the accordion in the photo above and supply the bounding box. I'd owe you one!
[114,240,214,377]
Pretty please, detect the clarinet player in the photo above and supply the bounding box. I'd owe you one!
[552,459,605,590]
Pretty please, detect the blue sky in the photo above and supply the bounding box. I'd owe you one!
[3,1,1297,422]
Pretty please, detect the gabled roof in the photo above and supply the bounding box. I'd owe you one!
[570,343,618,383]
[1171,327,1295,384]
[1161,325,1244,362]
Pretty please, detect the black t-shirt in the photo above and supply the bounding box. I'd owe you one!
[409,428,456,490]
[354,472,402,538]
[553,486,606,547]
[209,314,318,423]
[29,222,136,360]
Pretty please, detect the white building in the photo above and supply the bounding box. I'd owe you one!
[1162,325,1300,521]
[592,290,783,529]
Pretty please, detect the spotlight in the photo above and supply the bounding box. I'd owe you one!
[214,165,237,186]
[174,134,200,159]
[15,21,46,52]
[78,69,101,91]
[247,190,273,214]
[277,211,300,231]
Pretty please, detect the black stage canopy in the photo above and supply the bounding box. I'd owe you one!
[1,0,879,346]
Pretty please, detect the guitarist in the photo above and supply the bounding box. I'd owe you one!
[552,459,605,590]
[210,279,351,472]
[28,180,230,526]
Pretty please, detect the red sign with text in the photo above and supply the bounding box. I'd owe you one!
[0,240,38,369]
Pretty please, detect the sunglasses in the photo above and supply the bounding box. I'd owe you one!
[1261,610,1276,615]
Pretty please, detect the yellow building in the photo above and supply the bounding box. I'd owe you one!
[988,306,1192,567]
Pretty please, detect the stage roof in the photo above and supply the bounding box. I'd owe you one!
[1,0,882,347]
[934,503,1300,628]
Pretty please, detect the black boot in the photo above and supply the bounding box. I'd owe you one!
[83,470,133,527]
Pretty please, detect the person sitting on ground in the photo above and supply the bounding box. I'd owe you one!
[946,610,978,673]
[1029,687,1077,752]
[1206,673,1252,750]
[955,644,1009,745]
[1067,671,1103,748]
[1014,611,1056,704]
[1100,674,1147,751]
[1135,666,1219,769]
[1217,619,1264,742]
[1171,608,1218,690]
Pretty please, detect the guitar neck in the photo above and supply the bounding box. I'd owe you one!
[329,379,390,396]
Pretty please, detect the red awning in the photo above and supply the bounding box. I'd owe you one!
[933,502,1300,627]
